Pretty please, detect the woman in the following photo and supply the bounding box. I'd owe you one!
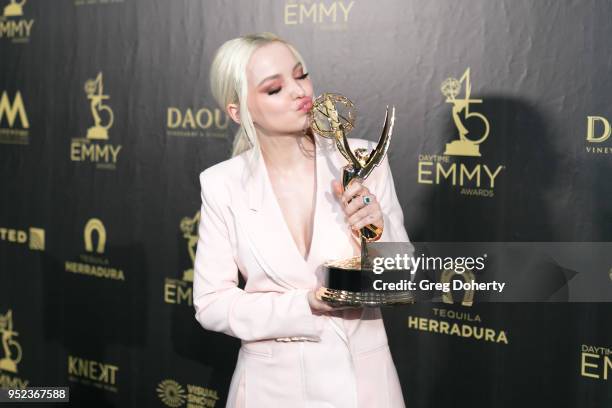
[193,32,409,407]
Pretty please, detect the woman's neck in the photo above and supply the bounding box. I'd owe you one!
[259,132,315,174]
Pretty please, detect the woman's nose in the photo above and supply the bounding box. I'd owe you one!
[289,79,306,98]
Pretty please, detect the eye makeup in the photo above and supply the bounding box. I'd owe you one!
[265,72,310,95]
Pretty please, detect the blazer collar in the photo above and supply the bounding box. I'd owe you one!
[245,146,266,212]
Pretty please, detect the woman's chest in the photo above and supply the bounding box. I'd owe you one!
[269,174,316,260]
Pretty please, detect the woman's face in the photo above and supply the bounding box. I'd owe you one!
[245,41,314,136]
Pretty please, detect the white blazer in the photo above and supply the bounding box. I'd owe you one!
[193,133,409,407]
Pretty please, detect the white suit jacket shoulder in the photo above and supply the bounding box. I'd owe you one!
[198,152,248,201]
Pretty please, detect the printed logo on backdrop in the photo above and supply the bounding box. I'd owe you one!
[0,225,44,250]
[0,0,34,43]
[580,344,612,381]
[284,0,354,31]
[74,0,124,7]
[0,309,29,388]
[440,268,477,306]
[68,354,119,393]
[585,116,612,155]
[166,106,229,139]
[407,259,508,344]
[157,379,219,408]
[407,307,509,345]
[164,212,199,306]
[417,68,505,198]
[70,72,123,170]
[0,90,30,145]
[64,218,126,281]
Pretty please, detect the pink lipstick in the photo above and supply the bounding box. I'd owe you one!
[297,98,313,112]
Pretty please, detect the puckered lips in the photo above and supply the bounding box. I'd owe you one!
[296,97,313,113]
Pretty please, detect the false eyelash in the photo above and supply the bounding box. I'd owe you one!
[267,73,309,95]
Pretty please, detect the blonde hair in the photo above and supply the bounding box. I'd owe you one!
[210,32,309,159]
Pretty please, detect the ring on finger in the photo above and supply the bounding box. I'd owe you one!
[362,195,373,206]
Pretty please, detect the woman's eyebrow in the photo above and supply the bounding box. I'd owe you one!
[257,62,303,87]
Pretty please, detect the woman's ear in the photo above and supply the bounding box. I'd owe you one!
[226,103,240,124]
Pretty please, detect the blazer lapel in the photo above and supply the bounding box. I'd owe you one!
[232,135,358,290]
[234,146,315,289]
[311,135,361,264]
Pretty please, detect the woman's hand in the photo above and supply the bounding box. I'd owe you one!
[307,288,361,313]
[307,289,338,313]
[332,179,383,236]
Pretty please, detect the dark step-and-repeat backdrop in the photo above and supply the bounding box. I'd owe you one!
[1,0,611,406]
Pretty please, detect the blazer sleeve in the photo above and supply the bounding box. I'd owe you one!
[193,170,324,342]
[366,155,410,243]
